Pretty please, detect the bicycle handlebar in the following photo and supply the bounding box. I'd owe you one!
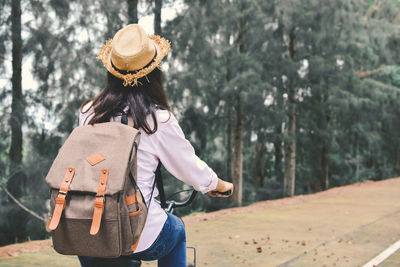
[154,189,197,212]
[167,190,198,208]
[158,188,231,214]
[158,189,198,213]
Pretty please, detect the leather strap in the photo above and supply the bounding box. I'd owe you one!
[125,194,137,206]
[128,208,141,216]
[48,167,76,231]
[131,233,142,252]
[90,169,109,235]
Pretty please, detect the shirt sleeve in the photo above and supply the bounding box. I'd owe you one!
[154,113,219,194]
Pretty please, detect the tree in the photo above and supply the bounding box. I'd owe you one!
[128,0,139,24]
[7,0,27,243]
[283,27,296,196]
[154,0,162,34]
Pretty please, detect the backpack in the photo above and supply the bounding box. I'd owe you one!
[45,114,150,258]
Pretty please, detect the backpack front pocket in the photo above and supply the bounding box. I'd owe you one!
[125,189,147,252]
[52,217,120,258]
[49,190,121,257]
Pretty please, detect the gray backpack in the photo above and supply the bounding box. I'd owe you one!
[45,116,149,257]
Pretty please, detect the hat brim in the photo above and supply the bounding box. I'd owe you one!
[97,35,170,87]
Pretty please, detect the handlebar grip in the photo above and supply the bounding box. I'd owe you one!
[214,190,232,196]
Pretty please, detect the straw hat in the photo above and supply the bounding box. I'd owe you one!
[97,24,170,87]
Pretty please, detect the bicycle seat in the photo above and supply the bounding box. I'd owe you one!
[93,257,141,267]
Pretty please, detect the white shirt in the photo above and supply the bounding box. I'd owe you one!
[78,102,219,252]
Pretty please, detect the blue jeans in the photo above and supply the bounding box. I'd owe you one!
[78,212,186,267]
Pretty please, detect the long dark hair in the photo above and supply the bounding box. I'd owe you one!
[80,68,170,134]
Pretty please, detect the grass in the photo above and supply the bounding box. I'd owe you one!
[0,249,79,267]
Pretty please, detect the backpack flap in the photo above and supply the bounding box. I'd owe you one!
[46,122,139,194]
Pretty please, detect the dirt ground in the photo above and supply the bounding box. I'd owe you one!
[0,240,52,259]
[1,177,400,266]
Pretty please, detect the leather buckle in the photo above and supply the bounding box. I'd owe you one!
[55,197,66,205]
[94,195,105,207]
[96,194,105,203]
[94,200,104,209]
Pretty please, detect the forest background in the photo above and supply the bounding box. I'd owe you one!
[0,0,399,246]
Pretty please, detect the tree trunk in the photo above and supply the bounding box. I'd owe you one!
[315,90,330,191]
[356,142,360,180]
[274,124,283,182]
[127,0,139,24]
[8,0,23,195]
[231,13,245,206]
[154,0,162,35]
[103,0,113,39]
[274,73,284,186]
[274,89,283,184]
[283,101,296,196]
[226,100,233,179]
[232,94,243,206]
[225,31,233,180]
[9,0,23,170]
[254,134,266,187]
[321,102,330,190]
[321,141,329,189]
[283,28,296,197]
[396,147,400,175]
[7,0,27,243]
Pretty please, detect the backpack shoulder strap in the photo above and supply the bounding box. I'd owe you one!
[155,162,167,209]
[119,109,162,210]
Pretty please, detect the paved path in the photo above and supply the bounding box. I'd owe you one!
[184,177,400,266]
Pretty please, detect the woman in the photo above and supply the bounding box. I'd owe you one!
[77,24,233,267]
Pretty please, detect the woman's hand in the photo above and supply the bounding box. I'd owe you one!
[208,178,234,198]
